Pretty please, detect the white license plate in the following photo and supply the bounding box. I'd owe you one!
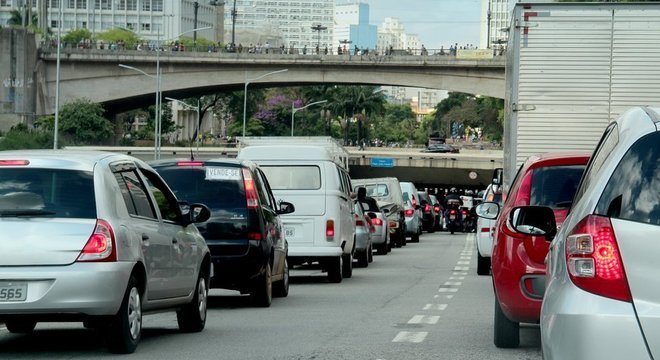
[0,282,27,302]
[449,215,456,220]
[284,228,295,238]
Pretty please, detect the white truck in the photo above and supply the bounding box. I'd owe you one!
[503,2,660,187]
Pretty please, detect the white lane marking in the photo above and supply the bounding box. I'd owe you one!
[438,288,458,292]
[453,266,469,271]
[460,252,473,256]
[449,276,465,280]
[445,295,454,299]
[424,304,448,311]
[457,261,470,265]
[453,272,468,277]
[393,331,428,343]
[408,315,440,325]
[444,281,462,286]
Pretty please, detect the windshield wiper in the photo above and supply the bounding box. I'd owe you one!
[0,209,57,217]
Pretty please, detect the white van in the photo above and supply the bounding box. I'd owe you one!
[237,144,355,283]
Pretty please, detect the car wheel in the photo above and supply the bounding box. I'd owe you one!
[494,298,520,348]
[377,241,388,255]
[368,244,374,263]
[273,259,289,298]
[251,264,272,307]
[107,276,142,354]
[327,256,343,283]
[177,269,208,332]
[411,231,420,243]
[342,253,353,278]
[5,320,36,333]
[357,249,368,268]
[477,252,491,276]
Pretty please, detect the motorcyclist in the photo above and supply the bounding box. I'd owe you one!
[444,188,464,231]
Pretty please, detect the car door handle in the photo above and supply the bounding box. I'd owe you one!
[141,234,149,241]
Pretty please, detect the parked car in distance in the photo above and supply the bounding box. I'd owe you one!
[0,150,212,354]
[421,144,459,153]
[476,183,502,275]
[479,151,590,348]
[510,107,660,360]
[417,191,437,233]
[150,159,294,307]
[352,178,406,248]
[353,200,373,267]
[399,182,423,243]
[237,145,355,283]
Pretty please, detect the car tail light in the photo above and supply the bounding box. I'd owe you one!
[176,161,204,167]
[565,215,631,302]
[326,220,335,241]
[461,209,468,216]
[0,160,29,166]
[513,171,533,207]
[424,204,431,213]
[242,168,259,209]
[248,232,263,241]
[366,217,376,233]
[405,209,414,217]
[450,209,457,215]
[372,218,383,226]
[388,220,398,229]
[480,227,490,233]
[434,205,441,213]
[355,214,365,226]
[77,219,116,262]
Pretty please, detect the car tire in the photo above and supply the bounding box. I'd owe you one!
[368,244,374,263]
[494,298,520,348]
[273,259,289,298]
[5,320,36,333]
[177,269,208,332]
[107,276,142,354]
[251,264,272,307]
[477,252,491,276]
[342,253,353,278]
[377,241,388,255]
[411,231,420,243]
[328,256,343,283]
[357,249,368,268]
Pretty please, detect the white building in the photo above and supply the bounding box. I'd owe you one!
[333,1,376,52]
[480,0,511,51]
[224,0,334,51]
[0,0,224,45]
[377,17,419,54]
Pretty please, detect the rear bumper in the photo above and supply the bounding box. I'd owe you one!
[288,246,343,259]
[404,217,420,235]
[0,262,134,318]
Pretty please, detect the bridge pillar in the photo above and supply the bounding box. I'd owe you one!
[0,29,38,131]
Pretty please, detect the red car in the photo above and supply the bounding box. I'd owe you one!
[490,152,590,348]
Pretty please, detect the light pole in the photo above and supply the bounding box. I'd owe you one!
[242,69,288,137]
[231,0,237,48]
[166,97,201,153]
[311,24,327,53]
[53,0,63,149]
[291,100,327,136]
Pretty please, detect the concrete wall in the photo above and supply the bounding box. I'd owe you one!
[0,28,38,131]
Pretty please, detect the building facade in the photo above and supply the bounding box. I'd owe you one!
[224,0,334,51]
[333,1,376,53]
[0,0,224,46]
[480,0,511,52]
[377,17,419,54]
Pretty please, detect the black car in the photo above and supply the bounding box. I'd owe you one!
[421,144,459,153]
[151,159,294,307]
[417,191,437,233]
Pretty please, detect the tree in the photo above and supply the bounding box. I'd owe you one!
[432,92,470,138]
[59,98,114,145]
[0,123,53,150]
[6,8,37,28]
[62,28,92,47]
[97,28,141,49]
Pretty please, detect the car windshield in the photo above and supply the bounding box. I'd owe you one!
[0,168,96,218]
[260,166,321,190]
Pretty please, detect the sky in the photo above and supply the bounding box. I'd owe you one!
[361,0,484,50]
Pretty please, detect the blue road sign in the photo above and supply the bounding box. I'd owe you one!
[371,157,394,168]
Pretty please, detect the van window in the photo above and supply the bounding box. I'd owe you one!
[261,166,321,190]
[596,132,660,226]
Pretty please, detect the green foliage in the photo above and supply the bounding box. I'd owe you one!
[62,28,92,45]
[96,28,141,48]
[7,8,37,27]
[176,36,217,51]
[59,98,114,145]
[0,123,54,150]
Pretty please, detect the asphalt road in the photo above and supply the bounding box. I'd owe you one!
[0,232,542,360]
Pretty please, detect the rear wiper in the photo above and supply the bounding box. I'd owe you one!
[0,209,57,217]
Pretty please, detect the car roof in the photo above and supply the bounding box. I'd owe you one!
[0,150,134,171]
[149,158,257,169]
[523,151,591,170]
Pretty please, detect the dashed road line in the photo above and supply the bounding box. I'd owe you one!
[444,281,462,286]
[423,304,448,311]
[453,266,469,271]
[408,315,440,325]
[392,331,428,343]
[438,287,458,293]
[449,276,465,280]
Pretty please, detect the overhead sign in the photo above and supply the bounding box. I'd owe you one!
[371,158,395,168]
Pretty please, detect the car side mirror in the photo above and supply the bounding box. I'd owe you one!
[476,202,500,220]
[492,168,503,186]
[277,201,295,215]
[509,206,557,241]
[186,203,211,225]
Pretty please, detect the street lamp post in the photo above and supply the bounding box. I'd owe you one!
[291,100,327,136]
[339,39,352,55]
[53,0,63,149]
[166,97,201,153]
[231,0,237,48]
[311,24,327,52]
[242,69,289,137]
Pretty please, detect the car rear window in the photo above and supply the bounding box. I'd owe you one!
[155,166,246,211]
[260,166,321,190]
[596,132,660,226]
[0,169,96,218]
[530,165,585,208]
[364,184,389,197]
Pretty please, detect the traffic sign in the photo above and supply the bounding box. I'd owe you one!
[371,157,394,168]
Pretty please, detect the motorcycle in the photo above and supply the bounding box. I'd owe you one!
[444,199,463,235]
[461,206,477,233]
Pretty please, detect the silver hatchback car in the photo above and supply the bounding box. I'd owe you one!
[0,150,212,354]
[505,107,660,359]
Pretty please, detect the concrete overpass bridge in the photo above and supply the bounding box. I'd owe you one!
[35,48,506,115]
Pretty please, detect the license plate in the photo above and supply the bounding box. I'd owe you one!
[0,282,27,302]
[450,215,456,220]
[284,227,295,238]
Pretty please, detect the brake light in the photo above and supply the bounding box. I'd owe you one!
[372,218,383,226]
[388,220,398,228]
[355,214,365,226]
[248,232,262,241]
[565,215,631,302]
[77,219,116,262]
[176,161,204,166]
[242,168,259,209]
[0,160,29,166]
[513,171,533,207]
[461,209,468,215]
[405,209,414,217]
[480,227,490,233]
[424,204,431,213]
[434,205,441,213]
[450,210,457,215]
[326,220,335,240]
